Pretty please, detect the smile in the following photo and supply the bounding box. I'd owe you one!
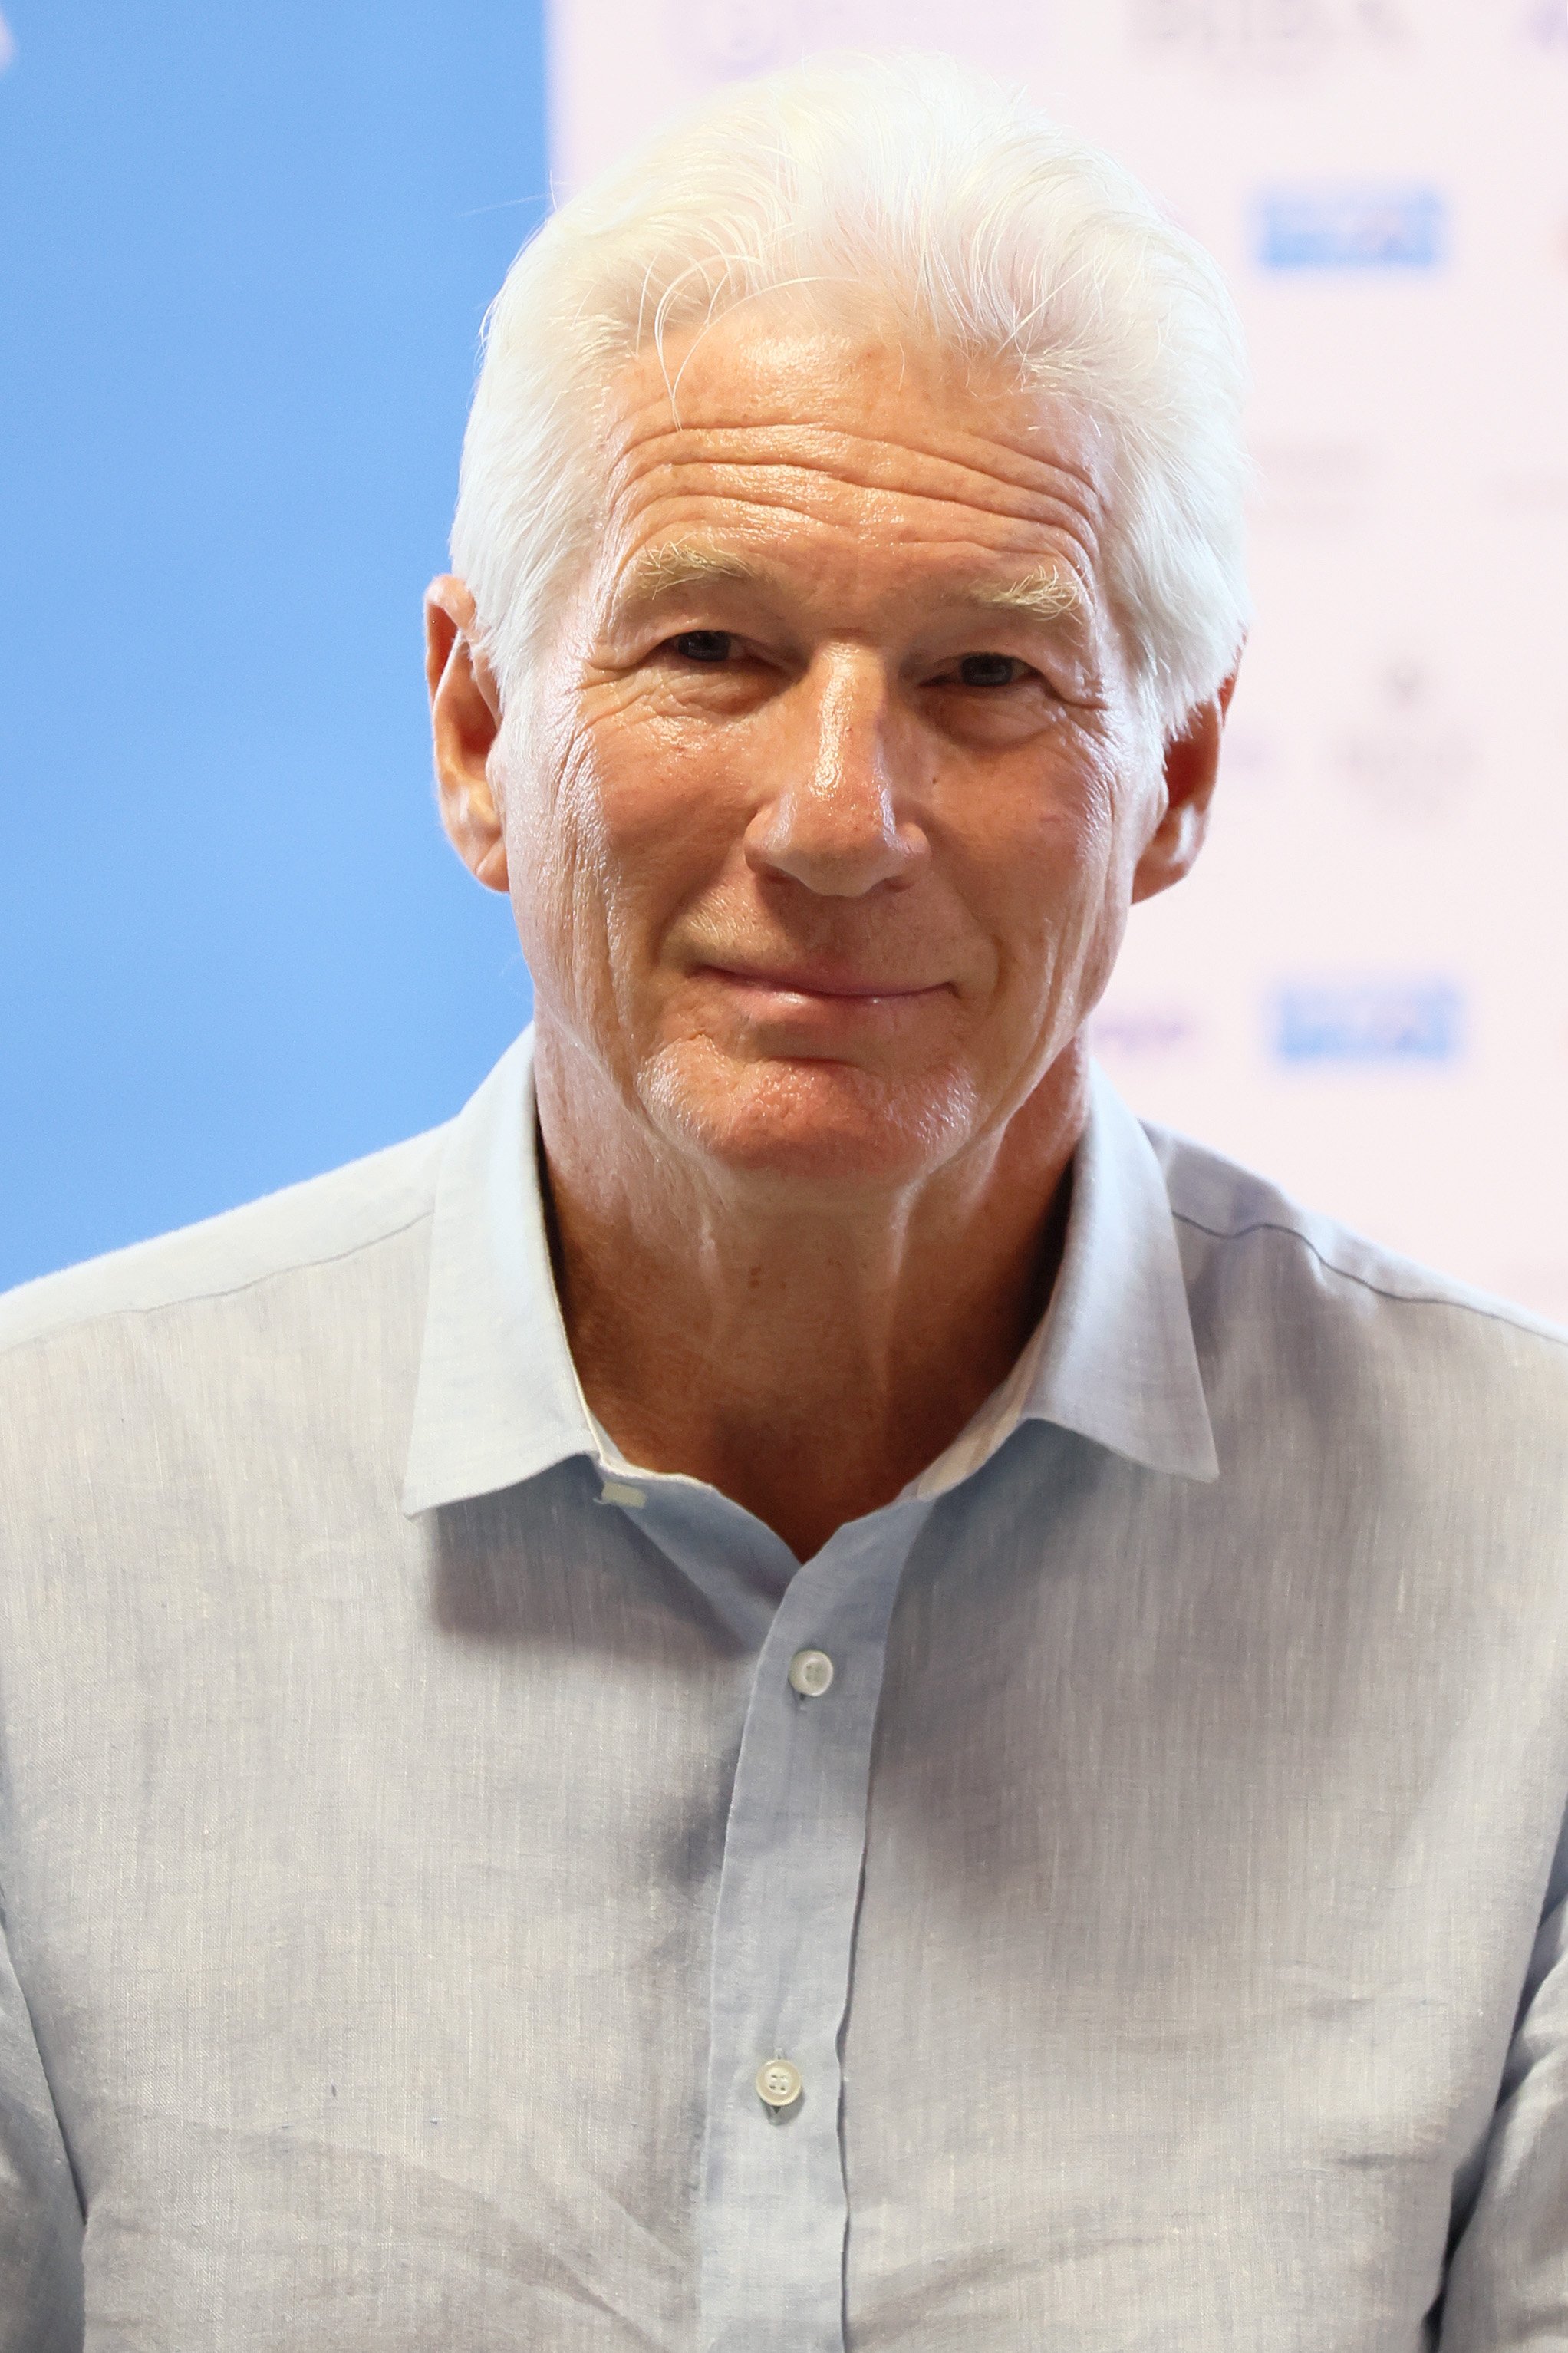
[700,965,948,1003]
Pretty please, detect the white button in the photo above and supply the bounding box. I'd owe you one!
[788,1649,835,1698]
[756,2058,803,2110]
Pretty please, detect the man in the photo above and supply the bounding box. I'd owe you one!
[1,51,1564,2353]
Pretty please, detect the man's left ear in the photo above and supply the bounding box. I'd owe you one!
[1129,659,1242,906]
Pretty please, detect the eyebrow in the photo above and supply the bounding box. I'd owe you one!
[967,565,1083,622]
[620,540,759,600]
[615,541,1083,623]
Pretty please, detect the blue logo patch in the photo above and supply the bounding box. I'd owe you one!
[1256,186,1448,270]
[1274,980,1463,1063]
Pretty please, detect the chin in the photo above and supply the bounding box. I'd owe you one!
[640,1044,981,1194]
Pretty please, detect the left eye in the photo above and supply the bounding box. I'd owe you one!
[956,653,1027,687]
[671,631,733,664]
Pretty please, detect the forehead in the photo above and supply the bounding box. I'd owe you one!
[594,298,1113,588]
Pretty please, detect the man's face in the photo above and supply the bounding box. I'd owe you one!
[486,298,1202,1193]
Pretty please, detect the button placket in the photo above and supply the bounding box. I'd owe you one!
[698,1500,933,2353]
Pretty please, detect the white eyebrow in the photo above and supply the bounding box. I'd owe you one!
[969,566,1082,621]
[622,540,759,598]
[614,544,1083,623]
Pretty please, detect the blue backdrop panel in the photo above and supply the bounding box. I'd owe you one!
[0,2,545,1288]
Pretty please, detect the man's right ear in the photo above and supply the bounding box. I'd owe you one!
[424,575,509,895]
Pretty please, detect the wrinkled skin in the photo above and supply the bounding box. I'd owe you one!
[426,295,1236,1557]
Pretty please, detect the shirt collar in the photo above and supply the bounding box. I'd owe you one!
[400,1027,1217,1518]
[966,1057,1220,1488]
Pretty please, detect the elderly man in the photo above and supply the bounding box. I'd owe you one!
[2,52,1565,2353]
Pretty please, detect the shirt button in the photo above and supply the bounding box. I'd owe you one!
[756,2058,803,2111]
[788,1648,835,1698]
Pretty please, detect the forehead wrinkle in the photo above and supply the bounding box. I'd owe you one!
[608,412,1108,526]
[611,476,1106,593]
[613,460,1104,550]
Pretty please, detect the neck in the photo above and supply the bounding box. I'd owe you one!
[532,1031,1087,1561]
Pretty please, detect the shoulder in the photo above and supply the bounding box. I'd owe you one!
[0,1123,448,1372]
[1144,1117,1568,1424]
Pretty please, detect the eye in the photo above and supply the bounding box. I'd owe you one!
[956,652,1029,688]
[670,630,734,664]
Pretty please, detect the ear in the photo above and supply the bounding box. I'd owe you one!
[425,575,509,895]
[1129,660,1241,906]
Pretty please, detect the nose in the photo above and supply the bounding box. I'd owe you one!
[743,649,927,898]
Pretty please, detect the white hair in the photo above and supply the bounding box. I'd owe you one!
[451,51,1250,742]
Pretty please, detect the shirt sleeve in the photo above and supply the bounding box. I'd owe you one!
[0,1893,83,2353]
[1438,1805,1568,2347]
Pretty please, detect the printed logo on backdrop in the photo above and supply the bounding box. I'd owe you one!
[1329,660,1476,825]
[1255,185,1447,270]
[1128,0,1410,73]
[676,0,799,75]
[1273,978,1463,1064]
[1520,0,1568,54]
[1249,440,1379,532]
[1090,1003,1204,1061]
[668,0,1046,80]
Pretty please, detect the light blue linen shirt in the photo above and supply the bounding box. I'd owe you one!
[1,1024,1566,2351]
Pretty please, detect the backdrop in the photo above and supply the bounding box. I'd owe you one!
[0,2,546,1290]
[4,2,1566,1316]
[549,0,1568,1320]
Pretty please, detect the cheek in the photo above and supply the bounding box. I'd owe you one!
[589,692,760,901]
[492,713,609,1005]
[500,707,739,1006]
[958,750,1124,964]
[1035,737,1160,1002]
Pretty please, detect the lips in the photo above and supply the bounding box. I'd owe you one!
[700,964,944,1000]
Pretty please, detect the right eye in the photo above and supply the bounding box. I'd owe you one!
[670,631,734,664]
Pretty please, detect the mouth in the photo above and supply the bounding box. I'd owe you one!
[698,964,947,1003]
